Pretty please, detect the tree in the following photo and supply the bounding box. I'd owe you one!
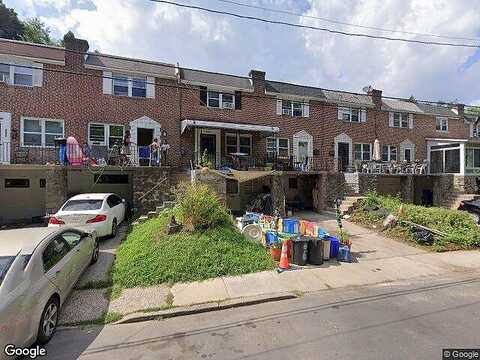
[0,0,24,40]
[21,18,56,45]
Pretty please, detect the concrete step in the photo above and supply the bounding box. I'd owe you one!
[156,206,165,213]
[132,221,140,226]
[147,211,157,219]
[138,215,149,224]
[163,201,176,209]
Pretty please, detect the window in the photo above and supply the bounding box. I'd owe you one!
[13,65,33,86]
[267,137,289,158]
[107,194,122,207]
[5,178,30,188]
[40,179,46,188]
[282,100,304,117]
[42,237,71,272]
[338,107,364,123]
[94,174,129,184]
[21,118,64,148]
[354,143,371,161]
[391,113,409,128]
[225,134,251,155]
[62,199,104,211]
[0,64,9,82]
[0,256,15,286]
[88,123,124,148]
[113,73,146,98]
[382,145,397,162]
[436,117,448,132]
[430,144,461,174]
[207,91,234,109]
[466,148,480,169]
[61,231,82,248]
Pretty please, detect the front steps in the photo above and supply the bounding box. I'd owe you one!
[132,194,176,226]
[440,193,478,210]
[338,196,365,215]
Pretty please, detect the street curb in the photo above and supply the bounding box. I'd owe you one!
[114,292,298,325]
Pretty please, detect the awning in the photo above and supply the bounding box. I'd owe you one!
[181,119,280,134]
[208,168,276,183]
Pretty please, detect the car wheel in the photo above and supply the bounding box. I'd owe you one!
[37,296,60,345]
[110,218,118,238]
[90,240,100,265]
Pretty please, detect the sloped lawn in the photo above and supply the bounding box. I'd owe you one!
[112,211,275,288]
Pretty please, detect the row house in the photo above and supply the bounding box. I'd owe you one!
[0,36,479,176]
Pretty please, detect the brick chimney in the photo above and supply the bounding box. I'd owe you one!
[368,88,383,110]
[249,69,265,95]
[454,103,465,119]
[64,35,89,68]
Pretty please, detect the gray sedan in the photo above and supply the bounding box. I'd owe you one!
[0,227,99,358]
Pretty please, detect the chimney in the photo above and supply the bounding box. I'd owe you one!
[368,88,382,110]
[249,69,265,94]
[454,103,465,119]
[64,35,89,68]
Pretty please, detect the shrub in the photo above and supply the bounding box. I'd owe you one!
[173,181,232,231]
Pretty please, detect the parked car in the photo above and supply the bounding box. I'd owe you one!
[0,227,99,358]
[48,193,126,237]
[458,197,480,224]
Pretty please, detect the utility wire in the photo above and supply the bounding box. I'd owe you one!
[147,0,480,48]
[211,0,480,43]
[1,62,479,109]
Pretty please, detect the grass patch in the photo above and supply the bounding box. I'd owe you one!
[352,192,480,251]
[62,311,123,327]
[112,211,275,288]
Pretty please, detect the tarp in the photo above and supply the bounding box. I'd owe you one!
[211,169,276,183]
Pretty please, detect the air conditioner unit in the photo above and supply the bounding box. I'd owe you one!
[222,102,234,109]
[0,74,9,83]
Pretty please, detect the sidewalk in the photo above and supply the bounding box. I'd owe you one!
[59,215,480,325]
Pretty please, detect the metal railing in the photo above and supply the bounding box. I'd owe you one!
[0,142,11,163]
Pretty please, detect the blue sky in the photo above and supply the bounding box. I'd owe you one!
[6,0,480,105]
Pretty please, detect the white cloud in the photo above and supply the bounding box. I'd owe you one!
[6,0,480,104]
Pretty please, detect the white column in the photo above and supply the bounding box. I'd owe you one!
[459,143,465,175]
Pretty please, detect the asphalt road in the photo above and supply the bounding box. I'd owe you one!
[45,272,480,360]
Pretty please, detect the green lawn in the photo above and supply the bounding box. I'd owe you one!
[112,211,275,288]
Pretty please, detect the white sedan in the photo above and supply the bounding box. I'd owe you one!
[0,227,98,359]
[48,193,126,238]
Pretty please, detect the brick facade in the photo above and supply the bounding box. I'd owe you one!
[0,38,472,172]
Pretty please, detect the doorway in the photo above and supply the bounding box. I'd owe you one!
[0,112,11,164]
[137,128,154,166]
[338,142,350,172]
[200,133,217,168]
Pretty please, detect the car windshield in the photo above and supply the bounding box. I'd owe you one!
[0,256,15,286]
[62,199,104,211]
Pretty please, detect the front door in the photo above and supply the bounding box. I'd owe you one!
[137,128,154,166]
[0,112,11,164]
[200,134,217,168]
[298,141,308,163]
[338,142,350,172]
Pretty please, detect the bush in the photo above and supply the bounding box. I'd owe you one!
[173,181,232,231]
[355,193,480,250]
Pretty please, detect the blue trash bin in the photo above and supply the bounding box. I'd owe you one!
[326,235,340,259]
[282,219,299,234]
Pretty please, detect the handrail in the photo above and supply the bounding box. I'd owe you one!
[138,176,169,201]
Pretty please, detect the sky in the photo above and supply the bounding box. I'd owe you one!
[5,0,480,105]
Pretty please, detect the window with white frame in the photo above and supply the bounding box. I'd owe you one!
[339,107,365,123]
[466,148,480,168]
[207,91,235,109]
[436,117,448,132]
[225,133,251,155]
[282,100,304,117]
[392,112,409,128]
[0,63,34,86]
[0,64,9,82]
[382,145,398,162]
[113,73,146,97]
[267,137,289,158]
[353,143,371,161]
[21,118,64,147]
[88,123,125,148]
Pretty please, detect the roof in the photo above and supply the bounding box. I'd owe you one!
[181,68,253,91]
[417,103,458,117]
[85,53,176,78]
[0,227,59,255]
[323,90,374,107]
[0,39,65,64]
[265,81,326,100]
[68,193,112,200]
[381,99,423,113]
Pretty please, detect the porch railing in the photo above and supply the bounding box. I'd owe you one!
[0,141,11,163]
[4,143,169,167]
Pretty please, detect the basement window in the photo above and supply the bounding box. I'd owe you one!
[5,178,30,188]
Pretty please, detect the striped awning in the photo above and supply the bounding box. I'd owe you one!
[181,119,279,134]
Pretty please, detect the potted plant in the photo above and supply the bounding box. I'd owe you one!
[199,149,212,172]
[338,229,352,249]
[270,241,283,261]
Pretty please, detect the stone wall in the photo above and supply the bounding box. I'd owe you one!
[45,166,68,214]
[193,169,227,206]
[271,174,285,216]
[132,167,171,214]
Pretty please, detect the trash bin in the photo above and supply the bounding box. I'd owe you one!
[337,245,352,262]
[308,237,323,265]
[327,236,340,259]
[265,231,278,247]
[322,237,331,260]
[54,137,67,165]
[292,237,309,266]
[283,218,300,234]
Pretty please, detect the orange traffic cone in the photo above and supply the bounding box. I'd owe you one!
[277,241,290,273]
